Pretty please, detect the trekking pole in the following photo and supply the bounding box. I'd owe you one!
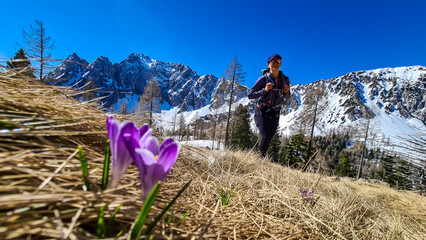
[300,149,320,172]
[249,138,260,153]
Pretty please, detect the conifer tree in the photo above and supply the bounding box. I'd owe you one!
[140,78,162,126]
[18,19,55,81]
[394,159,412,190]
[283,133,308,168]
[6,48,35,78]
[279,145,289,166]
[379,154,397,187]
[267,130,281,162]
[223,55,245,147]
[231,104,254,150]
[378,153,412,190]
[336,152,355,177]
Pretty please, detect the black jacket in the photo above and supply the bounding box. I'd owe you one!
[248,70,290,111]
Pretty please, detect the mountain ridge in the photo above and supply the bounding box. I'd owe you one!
[48,52,248,112]
[158,65,425,146]
[48,53,425,142]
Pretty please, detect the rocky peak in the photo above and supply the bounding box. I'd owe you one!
[67,53,89,65]
[289,66,426,124]
[48,53,248,112]
[46,53,89,84]
[88,57,113,71]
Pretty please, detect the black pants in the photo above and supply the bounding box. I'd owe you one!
[254,106,280,156]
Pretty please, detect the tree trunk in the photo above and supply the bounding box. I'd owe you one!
[307,101,318,161]
[172,112,177,138]
[357,119,370,179]
[149,91,153,126]
[212,115,216,149]
[225,68,236,147]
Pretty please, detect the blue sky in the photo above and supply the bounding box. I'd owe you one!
[1,0,425,87]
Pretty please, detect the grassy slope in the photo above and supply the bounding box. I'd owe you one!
[0,75,425,239]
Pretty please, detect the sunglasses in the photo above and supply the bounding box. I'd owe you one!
[270,59,281,64]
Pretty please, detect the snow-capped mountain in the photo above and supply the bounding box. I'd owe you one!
[277,66,425,138]
[48,53,248,111]
[49,53,425,144]
[159,66,425,145]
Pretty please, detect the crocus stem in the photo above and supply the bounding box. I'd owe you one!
[105,205,121,237]
[144,180,192,235]
[130,182,161,240]
[102,140,111,191]
[97,204,105,238]
[77,145,90,191]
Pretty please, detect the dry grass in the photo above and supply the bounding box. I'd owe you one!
[0,73,425,239]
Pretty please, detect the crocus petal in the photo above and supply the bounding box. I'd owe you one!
[139,124,150,138]
[106,115,120,148]
[157,141,179,173]
[138,128,152,149]
[145,136,160,156]
[160,138,176,152]
[140,164,167,201]
[134,148,157,168]
[109,121,137,188]
[121,121,139,139]
[122,126,142,160]
[122,127,146,176]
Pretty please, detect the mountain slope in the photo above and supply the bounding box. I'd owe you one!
[281,66,425,136]
[48,53,425,143]
[1,75,425,239]
[48,53,248,112]
[160,66,426,145]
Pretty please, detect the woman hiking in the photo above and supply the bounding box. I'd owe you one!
[248,54,291,157]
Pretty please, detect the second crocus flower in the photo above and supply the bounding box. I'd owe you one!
[124,135,180,201]
[107,115,151,188]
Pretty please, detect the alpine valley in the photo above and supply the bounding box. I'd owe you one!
[48,53,426,145]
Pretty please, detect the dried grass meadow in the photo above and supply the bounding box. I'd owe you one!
[0,73,425,239]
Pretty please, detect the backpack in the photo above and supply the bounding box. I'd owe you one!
[257,69,286,111]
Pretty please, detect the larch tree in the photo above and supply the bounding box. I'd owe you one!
[119,100,130,115]
[178,114,186,141]
[18,19,55,82]
[357,118,371,179]
[393,134,426,192]
[223,55,245,147]
[140,78,162,126]
[171,110,178,138]
[210,100,222,150]
[297,81,328,160]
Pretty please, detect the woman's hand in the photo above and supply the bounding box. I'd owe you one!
[283,84,290,93]
[265,82,273,92]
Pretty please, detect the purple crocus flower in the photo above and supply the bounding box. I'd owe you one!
[106,115,152,188]
[300,188,315,203]
[124,135,180,201]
